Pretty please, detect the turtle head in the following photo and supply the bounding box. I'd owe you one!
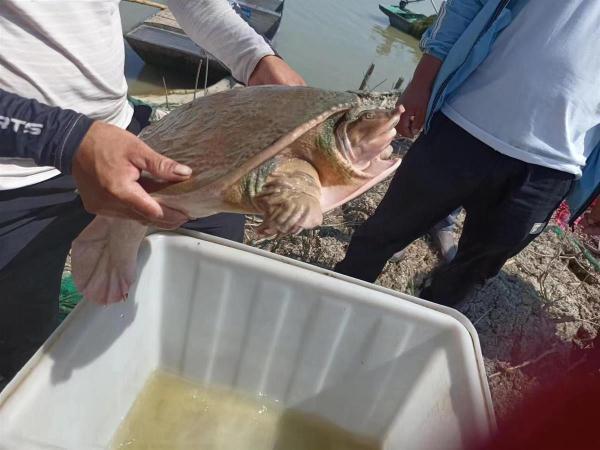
[336,94,401,170]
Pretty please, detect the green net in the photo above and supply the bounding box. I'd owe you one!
[550,226,600,272]
[59,274,83,321]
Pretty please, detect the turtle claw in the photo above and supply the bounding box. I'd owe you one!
[71,217,148,305]
[257,196,322,238]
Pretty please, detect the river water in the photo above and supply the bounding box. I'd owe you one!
[120,0,437,95]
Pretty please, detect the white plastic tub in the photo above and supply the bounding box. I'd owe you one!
[0,232,495,450]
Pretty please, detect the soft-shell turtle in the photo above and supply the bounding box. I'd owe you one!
[72,86,401,304]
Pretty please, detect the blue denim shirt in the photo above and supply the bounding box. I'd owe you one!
[420,0,599,222]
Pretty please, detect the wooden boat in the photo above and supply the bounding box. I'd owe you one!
[125,0,285,82]
[248,0,284,14]
[378,4,428,34]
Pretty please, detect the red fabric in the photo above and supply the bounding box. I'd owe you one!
[480,339,600,450]
[482,375,600,450]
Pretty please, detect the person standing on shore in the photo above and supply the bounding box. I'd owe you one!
[335,0,600,306]
[0,0,305,386]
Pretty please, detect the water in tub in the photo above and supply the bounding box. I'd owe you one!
[111,371,379,450]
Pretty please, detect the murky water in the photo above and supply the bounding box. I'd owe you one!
[111,370,380,450]
[120,0,437,94]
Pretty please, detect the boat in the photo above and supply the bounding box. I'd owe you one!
[378,3,428,34]
[125,0,285,82]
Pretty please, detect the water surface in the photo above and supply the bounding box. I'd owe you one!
[120,0,437,94]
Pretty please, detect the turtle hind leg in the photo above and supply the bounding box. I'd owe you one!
[71,217,148,305]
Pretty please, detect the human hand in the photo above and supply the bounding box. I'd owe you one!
[580,202,600,236]
[72,121,192,229]
[248,55,306,86]
[395,81,431,138]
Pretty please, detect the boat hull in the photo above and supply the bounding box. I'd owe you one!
[125,1,284,81]
[378,4,427,35]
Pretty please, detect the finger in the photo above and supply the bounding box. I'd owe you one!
[116,182,165,220]
[395,103,406,115]
[410,109,425,136]
[135,143,192,182]
[397,109,414,137]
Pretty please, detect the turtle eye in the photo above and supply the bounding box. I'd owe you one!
[364,112,376,120]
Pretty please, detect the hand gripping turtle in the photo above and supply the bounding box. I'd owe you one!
[72,86,401,304]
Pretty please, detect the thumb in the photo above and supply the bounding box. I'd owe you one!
[137,143,193,182]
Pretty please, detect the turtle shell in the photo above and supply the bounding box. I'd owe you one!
[138,86,364,196]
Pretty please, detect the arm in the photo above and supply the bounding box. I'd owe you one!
[396,54,443,137]
[397,0,486,137]
[168,0,291,84]
[0,88,191,227]
[0,88,93,173]
[168,0,303,85]
[420,0,487,61]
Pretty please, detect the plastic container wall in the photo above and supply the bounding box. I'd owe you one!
[0,233,495,449]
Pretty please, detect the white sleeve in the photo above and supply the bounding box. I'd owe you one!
[167,0,275,83]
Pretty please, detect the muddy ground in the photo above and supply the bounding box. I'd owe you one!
[246,138,600,423]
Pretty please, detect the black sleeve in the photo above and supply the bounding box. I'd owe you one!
[0,88,94,174]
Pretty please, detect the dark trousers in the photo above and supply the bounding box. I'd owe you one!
[0,105,245,380]
[335,114,574,306]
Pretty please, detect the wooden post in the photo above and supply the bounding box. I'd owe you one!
[393,76,404,90]
[193,59,203,100]
[358,63,375,90]
[203,55,210,96]
[162,75,169,109]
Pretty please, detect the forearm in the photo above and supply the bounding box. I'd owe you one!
[168,0,275,83]
[0,89,93,173]
[409,53,443,91]
[396,54,444,137]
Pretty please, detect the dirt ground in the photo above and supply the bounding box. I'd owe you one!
[245,138,600,423]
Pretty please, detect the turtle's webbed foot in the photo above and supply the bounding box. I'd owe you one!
[71,217,147,305]
[255,174,323,237]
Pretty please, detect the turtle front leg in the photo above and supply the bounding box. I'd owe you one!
[253,159,323,236]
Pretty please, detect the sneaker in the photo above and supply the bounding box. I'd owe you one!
[389,248,407,262]
[430,228,457,263]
